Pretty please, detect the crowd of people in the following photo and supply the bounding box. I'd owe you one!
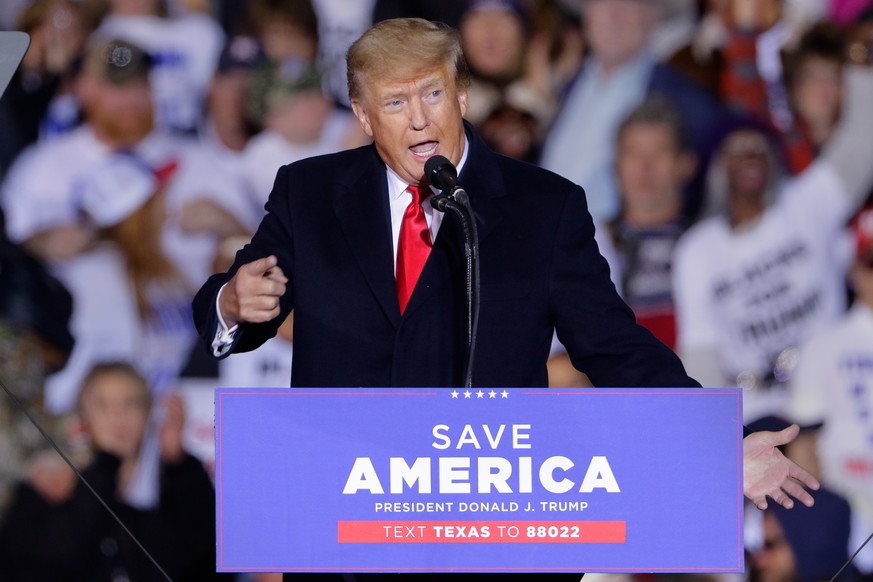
[1,0,873,580]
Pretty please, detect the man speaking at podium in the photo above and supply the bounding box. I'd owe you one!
[193,17,817,578]
[194,17,694,400]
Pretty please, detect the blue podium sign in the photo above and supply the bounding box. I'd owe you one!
[215,388,743,573]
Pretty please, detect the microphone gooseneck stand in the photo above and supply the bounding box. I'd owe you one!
[426,155,480,389]
[432,192,480,389]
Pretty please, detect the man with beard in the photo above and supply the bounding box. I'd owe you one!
[1,37,257,295]
[1,38,257,414]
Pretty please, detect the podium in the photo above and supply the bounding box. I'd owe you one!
[214,387,743,573]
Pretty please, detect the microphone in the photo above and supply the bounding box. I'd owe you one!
[425,155,459,193]
[425,155,467,212]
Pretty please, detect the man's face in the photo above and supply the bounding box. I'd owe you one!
[584,0,657,69]
[722,129,774,199]
[80,371,150,461]
[85,77,154,147]
[351,66,468,185]
[616,122,693,218]
[721,0,783,30]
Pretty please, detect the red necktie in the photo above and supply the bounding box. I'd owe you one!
[396,184,432,314]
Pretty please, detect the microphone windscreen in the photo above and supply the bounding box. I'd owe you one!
[425,155,455,190]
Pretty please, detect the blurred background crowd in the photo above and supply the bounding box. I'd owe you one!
[2,0,873,580]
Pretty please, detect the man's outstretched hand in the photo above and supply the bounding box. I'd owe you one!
[219,255,288,327]
[744,423,820,510]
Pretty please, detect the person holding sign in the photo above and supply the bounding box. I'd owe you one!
[192,17,819,579]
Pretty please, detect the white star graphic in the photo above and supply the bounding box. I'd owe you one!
[463,390,472,399]
[476,390,485,398]
[488,390,497,398]
[450,390,459,399]
[500,390,510,398]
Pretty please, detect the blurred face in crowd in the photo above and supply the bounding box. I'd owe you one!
[208,69,252,151]
[20,0,88,75]
[259,20,318,64]
[714,0,782,30]
[80,370,151,461]
[461,7,525,82]
[584,0,658,71]
[791,56,843,137]
[480,105,538,162]
[351,64,468,185]
[267,88,333,144]
[80,76,154,148]
[751,511,797,582]
[616,121,695,224]
[109,0,160,16]
[721,129,775,202]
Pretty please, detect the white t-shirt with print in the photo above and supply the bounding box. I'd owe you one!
[788,303,873,527]
[673,161,852,418]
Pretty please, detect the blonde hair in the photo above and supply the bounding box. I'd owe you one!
[346,18,470,101]
[99,190,183,319]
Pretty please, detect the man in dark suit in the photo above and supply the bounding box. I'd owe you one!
[193,17,818,578]
[194,17,692,391]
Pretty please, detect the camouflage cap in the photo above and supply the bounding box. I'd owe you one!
[82,38,152,84]
[247,59,324,123]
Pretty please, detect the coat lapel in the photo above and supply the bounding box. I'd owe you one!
[458,144,505,245]
[332,148,402,327]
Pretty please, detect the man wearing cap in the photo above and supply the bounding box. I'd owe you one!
[92,0,225,134]
[2,38,161,264]
[787,205,873,535]
[194,21,819,571]
[0,38,256,412]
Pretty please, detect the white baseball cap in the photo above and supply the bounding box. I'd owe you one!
[76,154,157,227]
